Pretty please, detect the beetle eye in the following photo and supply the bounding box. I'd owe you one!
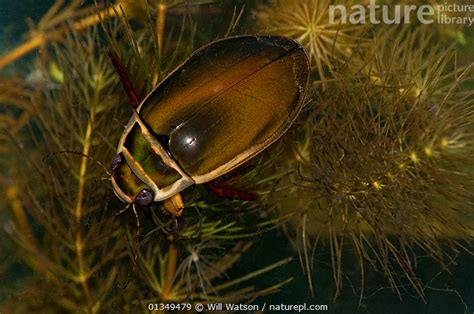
[110,154,123,173]
[135,189,153,206]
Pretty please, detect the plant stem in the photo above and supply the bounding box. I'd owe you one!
[75,116,94,308]
[0,4,121,70]
[162,240,178,301]
[6,185,39,250]
[6,177,68,292]
[156,4,167,59]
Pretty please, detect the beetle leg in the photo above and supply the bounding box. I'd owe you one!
[204,181,256,201]
[162,193,185,216]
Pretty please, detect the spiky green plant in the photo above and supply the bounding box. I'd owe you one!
[268,25,473,300]
[0,2,294,312]
[2,1,473,312]
[254,0,369,87]
[351,25,458,101]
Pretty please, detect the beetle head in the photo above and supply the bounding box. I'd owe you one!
[110,154,154,206]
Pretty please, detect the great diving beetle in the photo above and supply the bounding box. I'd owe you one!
[110,35,310,216]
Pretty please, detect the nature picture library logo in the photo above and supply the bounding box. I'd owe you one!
[329,0,474,26]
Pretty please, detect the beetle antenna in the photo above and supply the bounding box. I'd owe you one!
[115,204,130,216]
[108,50,142,108]
[42,150,111,176]
[118,203,141,290]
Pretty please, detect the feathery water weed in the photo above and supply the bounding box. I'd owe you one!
[1,0,472,311]
[254,0,370,88]
[1,2,295,311]
[272,50,473,299]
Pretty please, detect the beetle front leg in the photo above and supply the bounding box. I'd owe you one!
[162,193,185,216]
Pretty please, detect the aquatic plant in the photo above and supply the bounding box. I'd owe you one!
[254,0,369,88]
[428,0,472,45]
[270,25,473,300]
[0,2,293,312]
[1,0,473,312]
[0,0,125,71]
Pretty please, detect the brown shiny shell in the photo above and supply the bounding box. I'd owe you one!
[117,35,310,201]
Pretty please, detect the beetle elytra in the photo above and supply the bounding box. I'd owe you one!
[111,35,310,215]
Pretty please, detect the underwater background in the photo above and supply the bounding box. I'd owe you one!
[0,0,473,313]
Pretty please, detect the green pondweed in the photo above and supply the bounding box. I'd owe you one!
[0,0,473,312]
